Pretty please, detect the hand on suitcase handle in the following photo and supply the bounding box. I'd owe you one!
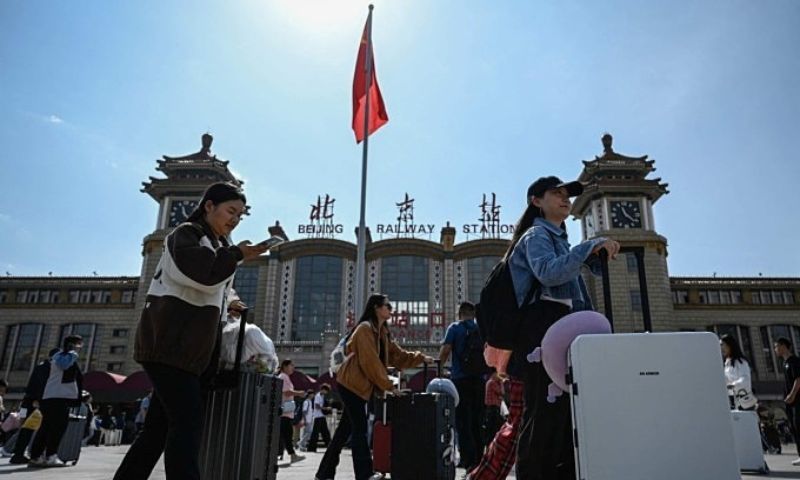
[592,238,620,260]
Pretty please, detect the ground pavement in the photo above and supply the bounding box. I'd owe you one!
[1,444,798,479]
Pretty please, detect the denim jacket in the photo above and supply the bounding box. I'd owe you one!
[509,217,605,312]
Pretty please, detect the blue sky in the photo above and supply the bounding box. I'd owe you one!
[1,0,798,277]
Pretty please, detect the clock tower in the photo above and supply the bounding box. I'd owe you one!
[572,134,676,332]
[132,134,242,337]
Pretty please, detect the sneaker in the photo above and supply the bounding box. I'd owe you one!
[9,455,30,465]
[0,448,12,458]
[792,458,800,466]
[290,453,305,463]
[27,456,46,468]
[44,455,65,467]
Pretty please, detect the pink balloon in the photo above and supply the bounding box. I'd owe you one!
[527,311,612,402]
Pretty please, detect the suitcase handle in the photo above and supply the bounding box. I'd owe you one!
[422,359,442,387]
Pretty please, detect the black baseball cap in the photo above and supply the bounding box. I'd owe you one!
[526,176,584,203]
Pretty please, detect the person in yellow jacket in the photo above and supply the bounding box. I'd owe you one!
[316,294,433,480]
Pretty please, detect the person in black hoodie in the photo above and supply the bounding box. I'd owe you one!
[113,182,268,480]
[9,348,60,464]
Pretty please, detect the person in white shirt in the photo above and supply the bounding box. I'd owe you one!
[307,384,332,452]
[721,334,756,410]
[221,293,278,372]
[297,390,315,451]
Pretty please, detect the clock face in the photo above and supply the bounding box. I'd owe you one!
[168,199,198,227]
[610,200,642,229]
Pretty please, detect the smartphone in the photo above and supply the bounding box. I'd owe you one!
[257,236,285,248]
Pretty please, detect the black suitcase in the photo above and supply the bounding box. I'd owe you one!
[388,361,456,480]
[198,308,283,480]
[56,408,86,465]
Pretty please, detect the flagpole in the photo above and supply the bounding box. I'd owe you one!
[352,4,374,333]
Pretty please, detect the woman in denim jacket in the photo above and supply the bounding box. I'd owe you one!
[508,176,619,480]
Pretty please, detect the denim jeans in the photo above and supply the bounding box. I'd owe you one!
[316,385,371,480]
[113,362,203,480]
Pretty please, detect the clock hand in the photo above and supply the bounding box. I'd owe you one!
[622,208,635,222]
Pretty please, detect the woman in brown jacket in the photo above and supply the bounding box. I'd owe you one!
[316,294,432,480]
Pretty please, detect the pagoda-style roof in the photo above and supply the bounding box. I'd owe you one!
[572,134,669,214]
[141,134,242,201]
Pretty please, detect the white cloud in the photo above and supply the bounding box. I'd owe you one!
[48,114,64,124]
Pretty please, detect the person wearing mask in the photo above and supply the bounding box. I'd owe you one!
[10,348,60,464]
[307,384,332,453]
[486,176,619,480]
[316,294,434,480]
[29,335,84,467]
[720,335,755,410]
[774,337,800,467]
[113,182,268,480]
[277,359,306,464]
[439,301,485,471]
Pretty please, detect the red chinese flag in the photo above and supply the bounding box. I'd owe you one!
[352,18,388,143]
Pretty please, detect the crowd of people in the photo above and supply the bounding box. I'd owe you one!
[1,179,798,480]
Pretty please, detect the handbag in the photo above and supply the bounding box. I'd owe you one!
[735,388,757,410]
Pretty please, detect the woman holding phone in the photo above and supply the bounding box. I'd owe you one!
[113,182,269,480]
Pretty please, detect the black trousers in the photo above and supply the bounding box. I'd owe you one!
[515,300,575,480]
[12,427,35,458]
[113,362,203,480]
[454,376,485,469]
[30,398,70,459]
[279,416,296,456]
[317,385,372,480]
[787,402,800,457]
[308,416,331,451]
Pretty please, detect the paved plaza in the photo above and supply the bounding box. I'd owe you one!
[0,444,798,479]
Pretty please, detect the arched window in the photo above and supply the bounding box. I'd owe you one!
[60,323,99,371]
[1,323,44,376]
[292,256,343,341]
[466,256,501,303]
[381,256,430,334]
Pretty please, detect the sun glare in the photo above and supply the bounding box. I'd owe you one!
[274,0,372,34]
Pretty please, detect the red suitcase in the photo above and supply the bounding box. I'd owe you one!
[372,398,391,473]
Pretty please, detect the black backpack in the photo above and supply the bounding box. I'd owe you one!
[475,230,553,350]
[460,322,489,376]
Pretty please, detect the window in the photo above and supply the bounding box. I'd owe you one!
[16,291,27,303]
[784,291,795,304]
[625,253,638,273]
[709,324,756,378]
[760,291,772,304]
[292,256,343,341]
[698,291,707,304]
[630,291,642,309]
[13,289,59,304]
[672,290,689,304]
[381,256,430,334]
[60,323,98,371]
[0,324,44,373]
[730,291,742,304]
[109,345,126,354]
[121,290,136,304]
[707,291,720,304]
[106,362,123,372]
[91,290,111,304]
[0,291,6,303]
[233,266,260,310]
[112,329,128,338]
[466,256,500,304]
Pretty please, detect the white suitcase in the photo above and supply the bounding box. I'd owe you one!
[568,332,740,480]
[730,410,769,473]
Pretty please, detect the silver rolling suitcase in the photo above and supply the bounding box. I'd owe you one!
[56,409,86,466]
[198,308,283,480]
[568,332,740,480]
[730,410,769,474]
